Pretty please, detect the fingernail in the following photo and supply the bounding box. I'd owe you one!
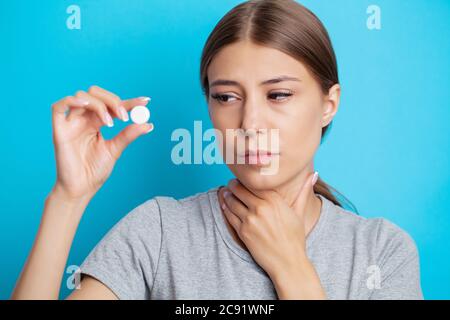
[75,98,89,105]
[224,190,231,198]
[311,171,319,186]
[104,112,114,127]
[119,106,129,122]
[145,123,154,133]
[138,96,151,103]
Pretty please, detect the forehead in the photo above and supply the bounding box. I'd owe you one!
[207,40,312,84]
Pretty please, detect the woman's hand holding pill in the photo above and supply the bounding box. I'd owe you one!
[13,86,153,300]
[50,85,154,203]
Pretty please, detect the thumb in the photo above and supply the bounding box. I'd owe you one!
[292,171,319,214]
[107,122,154,159]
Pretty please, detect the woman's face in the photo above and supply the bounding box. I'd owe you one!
[207,40,339,193]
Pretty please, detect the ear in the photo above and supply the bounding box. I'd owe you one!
[321,83,340,127]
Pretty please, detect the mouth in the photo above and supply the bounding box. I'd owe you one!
[237,150,280,165]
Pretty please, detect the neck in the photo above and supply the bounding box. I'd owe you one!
[253,164,322,237]
[222,163,323,238]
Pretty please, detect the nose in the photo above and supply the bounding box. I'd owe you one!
[240,94,266,136]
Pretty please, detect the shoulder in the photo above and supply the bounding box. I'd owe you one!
[321,199,423,299]
[321,195,419,263]
[119,186,219,229]
[84,187,219,261]
[153,187,218,214]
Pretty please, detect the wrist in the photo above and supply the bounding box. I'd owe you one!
[271,256,326,300]
[271,255,309,285]
[269,249,309,280]
[50,183,93,205]
[46,184,92,218]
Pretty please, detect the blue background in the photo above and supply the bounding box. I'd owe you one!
[0,0,449,299]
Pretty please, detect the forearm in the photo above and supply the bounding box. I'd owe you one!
[272,256,327,300]
[11,187,90,300]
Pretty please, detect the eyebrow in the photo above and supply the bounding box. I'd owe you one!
[209,75,301,88]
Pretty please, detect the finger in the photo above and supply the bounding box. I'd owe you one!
[88,85,128,122]
[223,188,249,221]
[227,179,262,210]
[292,171,319,214]
[221,198,242,232]
[51,96,89,123]
[106,122,154,160]
[121,96,151,111]
[74,90,114,127]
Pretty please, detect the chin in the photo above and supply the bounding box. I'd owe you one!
[229,164,286,191]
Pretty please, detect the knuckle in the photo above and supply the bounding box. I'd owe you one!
[86,97,105,111]
[109,92,121,102]
[64,96,74,104]
[88,85,100,93]
[52,96,68,110]
[75,90,84,97]
[240,225,251,240]
[244,214,257,226]
[228,178,237,188]
[255,204,269,217]
[228,198,237,211]
[99,102,108,112]
[111,96,121,108]
[226,201,234,212]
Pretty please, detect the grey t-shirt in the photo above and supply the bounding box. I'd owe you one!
[79,186,423,299]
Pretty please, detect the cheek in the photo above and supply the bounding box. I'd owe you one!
[209,107,227,136]
[209,106,238,155]
[278,100,322,163]
[209,104,240,128]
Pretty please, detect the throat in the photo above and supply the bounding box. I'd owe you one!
[217,186,249,252]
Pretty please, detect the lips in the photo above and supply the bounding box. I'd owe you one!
[241,150,278,157]
[237,150,280,165]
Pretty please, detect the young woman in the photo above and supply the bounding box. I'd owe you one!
[11,0,423,300]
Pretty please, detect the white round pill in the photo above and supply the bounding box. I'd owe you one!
[130,105,150,124]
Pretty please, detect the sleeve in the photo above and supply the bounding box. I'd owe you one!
[368,219,424,300]
[79,198,162,300]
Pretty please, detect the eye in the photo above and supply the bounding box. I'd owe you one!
[268,90,294,101]
[210,93,239,104]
